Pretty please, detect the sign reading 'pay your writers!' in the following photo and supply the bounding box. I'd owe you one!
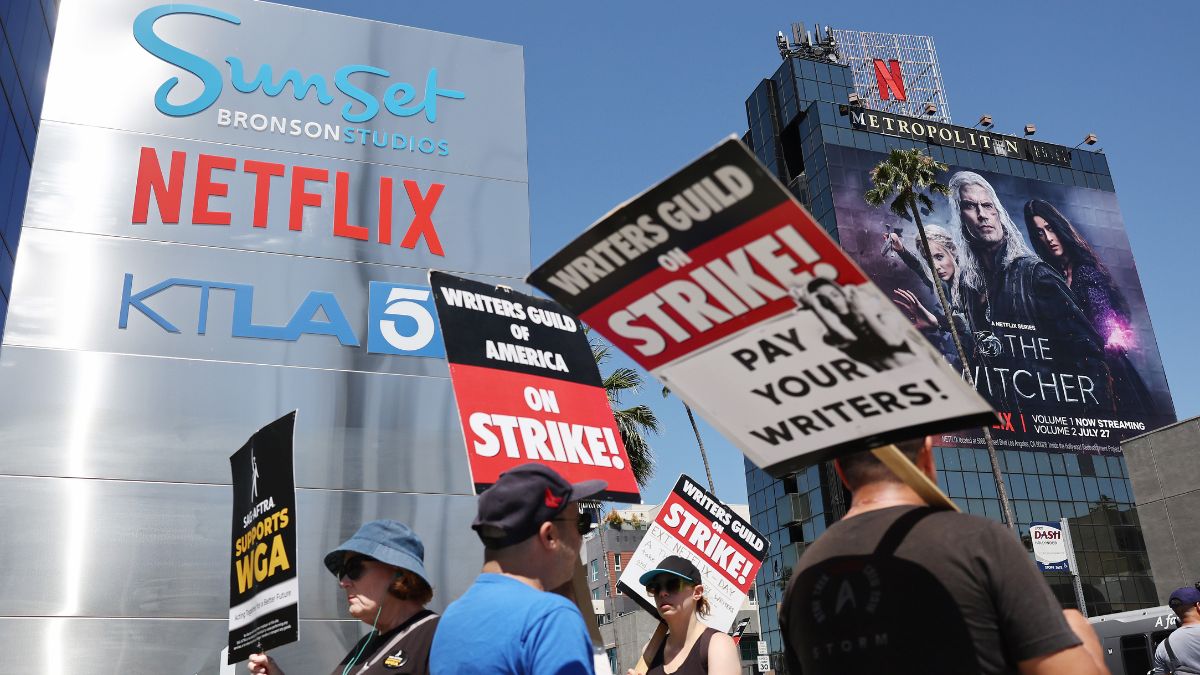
[529,138,995,475]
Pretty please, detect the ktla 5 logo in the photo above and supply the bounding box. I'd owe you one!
[119,274,444,358]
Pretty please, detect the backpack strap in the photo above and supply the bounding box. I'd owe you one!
[873,507,934,557]
[1163,631,1200,674]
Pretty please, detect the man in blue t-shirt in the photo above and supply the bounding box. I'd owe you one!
[430,464,605,674]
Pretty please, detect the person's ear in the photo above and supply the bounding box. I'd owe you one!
[916,436,937,481]
[539,521,558,550]
[833,459,852,490]
[693,584,704,602]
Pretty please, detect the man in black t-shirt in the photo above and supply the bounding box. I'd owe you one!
[779,438,1108,675]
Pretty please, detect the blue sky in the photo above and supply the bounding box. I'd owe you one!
[287,0,1199,506]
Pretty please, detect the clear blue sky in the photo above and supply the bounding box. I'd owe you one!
[286,0,1199,506]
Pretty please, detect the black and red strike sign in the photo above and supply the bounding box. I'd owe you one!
[653,479,765,594]
[616,475,767,630]
[430,271,641,502]
[528,138,994,475]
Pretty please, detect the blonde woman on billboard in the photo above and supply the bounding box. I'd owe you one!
[883,225,984,364]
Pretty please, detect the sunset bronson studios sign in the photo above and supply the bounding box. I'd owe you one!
[11,0,529,368]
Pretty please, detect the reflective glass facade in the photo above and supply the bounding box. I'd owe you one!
[0,0,55,337]
[743,47,1164,673]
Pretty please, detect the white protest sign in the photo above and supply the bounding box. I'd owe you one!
[616,475,767,631]
[528,138,994,476]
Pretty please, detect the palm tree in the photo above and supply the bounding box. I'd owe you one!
[591,337,658,487]
[662,386,715,493]
[863,147,1015,531]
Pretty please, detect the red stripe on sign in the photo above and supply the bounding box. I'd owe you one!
[654,492,761,592]
[448,364,641,497]
[580,201,865,371]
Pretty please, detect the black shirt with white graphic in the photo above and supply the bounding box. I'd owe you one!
[780,506,1079,675]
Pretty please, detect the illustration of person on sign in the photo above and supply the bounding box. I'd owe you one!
[789,278,918,372]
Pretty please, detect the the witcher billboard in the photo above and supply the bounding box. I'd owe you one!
[829,147,1175,455]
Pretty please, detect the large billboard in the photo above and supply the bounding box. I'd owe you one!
[829,146,1176,454]
[0,0,526,671]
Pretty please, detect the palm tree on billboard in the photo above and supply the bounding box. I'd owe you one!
[864,147,1015,530]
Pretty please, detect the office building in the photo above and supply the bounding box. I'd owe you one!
[743,25,1177,671]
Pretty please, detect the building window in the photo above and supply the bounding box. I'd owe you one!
[592,587,601,600]
[607,647,618,673]
[590,559,599,581]
[613,554,622,573]
[605,583,611,597]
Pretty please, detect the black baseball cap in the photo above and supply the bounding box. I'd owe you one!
[639,555,702,586]
[472,463,607,548]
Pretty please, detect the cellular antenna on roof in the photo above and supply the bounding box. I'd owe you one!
[778,20,840,62]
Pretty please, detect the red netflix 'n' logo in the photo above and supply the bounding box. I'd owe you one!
[872,59,906,101]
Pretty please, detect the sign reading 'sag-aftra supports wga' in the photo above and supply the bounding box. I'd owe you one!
[228,412,299,663]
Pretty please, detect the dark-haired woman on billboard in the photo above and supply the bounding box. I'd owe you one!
[1023,198,1151,411]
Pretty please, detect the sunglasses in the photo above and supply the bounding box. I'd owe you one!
[337,554,374,582]
[553,510,593,536]
[645,577,689,596]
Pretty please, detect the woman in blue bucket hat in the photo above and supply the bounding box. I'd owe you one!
[249,520,439,675]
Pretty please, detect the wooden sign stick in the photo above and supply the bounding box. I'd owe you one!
[870,444,959,512]
[631,623,669,675]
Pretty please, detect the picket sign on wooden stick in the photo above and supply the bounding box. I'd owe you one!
[870,444,959,512]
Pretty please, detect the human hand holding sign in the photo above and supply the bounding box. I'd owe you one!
[247,652,282,675]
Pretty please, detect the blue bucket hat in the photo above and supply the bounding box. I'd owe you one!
[323,520,430,587]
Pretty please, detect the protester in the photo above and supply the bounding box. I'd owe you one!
[430,463,604,674]
[627,556,740,675]
[249,519,439,675]
[779,437,1109,675]
[1151,585,1200,673]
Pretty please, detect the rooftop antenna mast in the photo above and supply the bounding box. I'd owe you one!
[778,21,840,62]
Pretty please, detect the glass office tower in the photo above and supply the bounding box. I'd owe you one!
[744,27,1176,672]
[0,0,55,338]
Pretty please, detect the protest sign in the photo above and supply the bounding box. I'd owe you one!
[616,475,767,631]
[227,412,299,664]
[528,138,995,475]
[430,271,641,501]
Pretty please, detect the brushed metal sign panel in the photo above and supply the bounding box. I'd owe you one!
[4,228,493,375]
[0,475,482,619]
[43,0,528,182]
[23,121,530,278]
[0,346,474,493]
[0,617,383,675]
